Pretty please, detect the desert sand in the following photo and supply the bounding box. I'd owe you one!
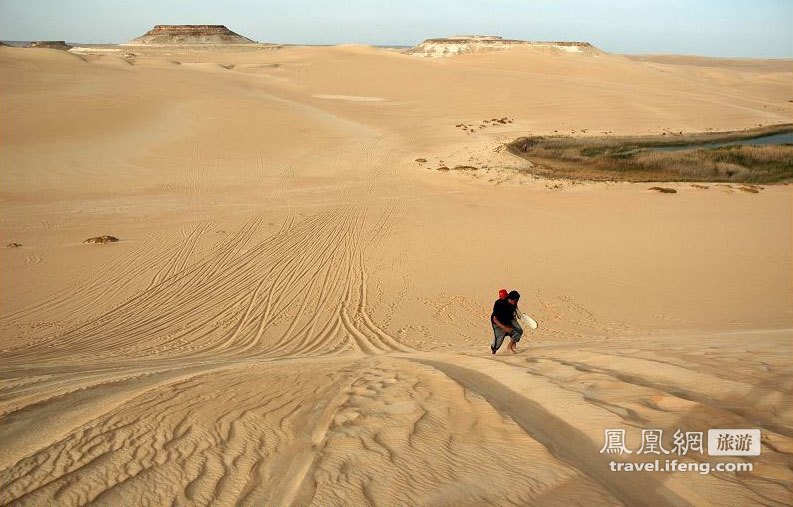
[1,40,791,505]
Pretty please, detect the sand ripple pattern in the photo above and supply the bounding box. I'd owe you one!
[0,358,619,506]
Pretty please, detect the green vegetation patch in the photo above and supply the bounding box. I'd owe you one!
[506,125,793,183]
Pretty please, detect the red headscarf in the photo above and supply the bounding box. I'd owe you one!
[498,289,509,299]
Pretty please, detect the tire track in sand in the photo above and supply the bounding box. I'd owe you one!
[2,206,413,364]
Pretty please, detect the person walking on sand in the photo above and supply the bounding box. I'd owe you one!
[491,290,522,354]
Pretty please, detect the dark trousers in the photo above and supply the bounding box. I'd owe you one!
[492,319,522,351]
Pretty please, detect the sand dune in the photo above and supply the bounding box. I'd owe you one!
[624,54,793,73]
[1,43,791,505]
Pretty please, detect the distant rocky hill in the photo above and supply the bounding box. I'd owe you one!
[124,25,256,45]
[406,35,595,57]
[30,41,73,50]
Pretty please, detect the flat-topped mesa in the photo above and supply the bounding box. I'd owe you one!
[30,41,72,50]
[124,25,256,45]
[406,35,596,57]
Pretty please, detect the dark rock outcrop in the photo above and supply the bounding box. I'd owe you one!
[83,235,119,244]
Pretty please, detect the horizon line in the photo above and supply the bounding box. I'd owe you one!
[2,38,792,60]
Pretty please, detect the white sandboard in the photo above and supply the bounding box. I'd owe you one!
[516,309,538,330]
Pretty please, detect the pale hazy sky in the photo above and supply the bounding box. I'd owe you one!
[0,0,791,57]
